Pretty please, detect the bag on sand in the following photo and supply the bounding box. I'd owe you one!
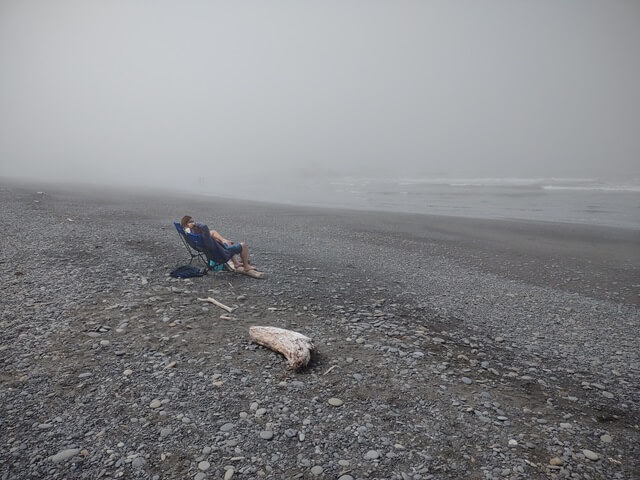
[170,265,208,278]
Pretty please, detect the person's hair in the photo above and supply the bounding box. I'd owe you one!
[180,215,193,228]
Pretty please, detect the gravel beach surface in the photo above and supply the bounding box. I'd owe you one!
[1,181,639,480]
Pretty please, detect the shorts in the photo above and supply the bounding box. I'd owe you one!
[223,243,242,256]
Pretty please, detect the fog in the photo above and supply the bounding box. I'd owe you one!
[1,1,639,192]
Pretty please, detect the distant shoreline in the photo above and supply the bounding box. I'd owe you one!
[4,176,640,232]
[195,176,640,230]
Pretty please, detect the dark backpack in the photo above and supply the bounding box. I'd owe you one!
[170,265,208,278]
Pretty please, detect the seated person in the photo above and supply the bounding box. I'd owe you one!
[180,215,255,272]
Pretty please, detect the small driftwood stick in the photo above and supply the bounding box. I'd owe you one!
[323,365,337,376]
[249,326,315,370]
[197,297,233,313]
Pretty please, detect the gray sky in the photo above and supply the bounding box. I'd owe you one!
[1,1,639,188]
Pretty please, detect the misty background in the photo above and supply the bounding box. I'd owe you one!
[1,1,640,195]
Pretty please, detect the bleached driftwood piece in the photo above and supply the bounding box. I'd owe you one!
[323,365,337,376]
[197,297,234,313]
[249,326,315,370]
[235,266,266,279]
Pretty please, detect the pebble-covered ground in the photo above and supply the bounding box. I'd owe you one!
[1,182,639,480]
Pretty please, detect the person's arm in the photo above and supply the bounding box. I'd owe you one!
[210,229,231,245]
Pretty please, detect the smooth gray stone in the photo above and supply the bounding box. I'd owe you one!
[220,422,235,432]
[260,430,274,440]
[49,448,80,463]
[583,449,599,461]
[132,457,146,469]
[364,450,380,460]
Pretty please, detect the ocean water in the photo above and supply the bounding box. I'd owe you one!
[207,177,640,230]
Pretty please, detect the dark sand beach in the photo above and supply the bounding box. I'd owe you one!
[1,181,639,480]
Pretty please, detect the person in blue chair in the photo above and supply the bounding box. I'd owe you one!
[180,215,255,272]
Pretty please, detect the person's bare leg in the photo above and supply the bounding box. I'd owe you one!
[240,243,255,271]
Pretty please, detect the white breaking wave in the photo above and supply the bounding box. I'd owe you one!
[390,177,640,192]
[542,185,640,193]
[395,177,600,187]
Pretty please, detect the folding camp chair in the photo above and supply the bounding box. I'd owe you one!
[173,222,233,271]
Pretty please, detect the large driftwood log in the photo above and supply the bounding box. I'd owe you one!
[249,326,315,370]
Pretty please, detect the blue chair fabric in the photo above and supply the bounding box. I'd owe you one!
[173,222,232,269]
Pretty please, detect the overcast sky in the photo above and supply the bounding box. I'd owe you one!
[1,1,639,188]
